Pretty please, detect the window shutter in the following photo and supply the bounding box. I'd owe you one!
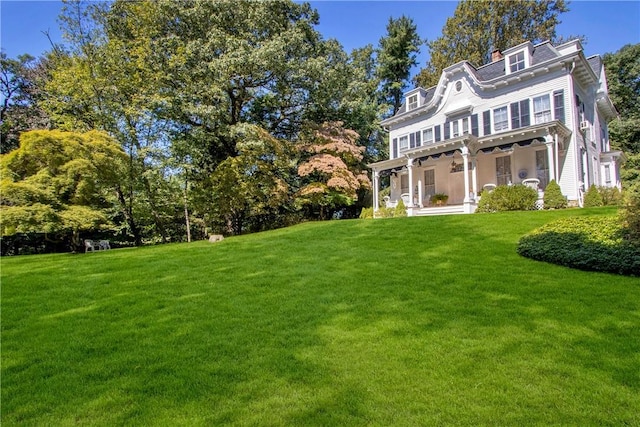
[511,102,520,129]
[435,125,441,142]
[554,90,565,123]
[410,132,415,149]
[415,131,421,147]
[471,114,479,136]
[483,110,491,136]
[520,99,530,127]
[444,121,450,140]
[392,138,398,158]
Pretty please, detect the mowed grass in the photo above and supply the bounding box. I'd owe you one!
[2,208,639,426]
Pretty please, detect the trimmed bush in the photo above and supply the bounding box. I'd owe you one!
[543,180,567,209]
[583,184,604,207]
[394,199,408,217]
[517,215,640,276]
[476,184,538,213]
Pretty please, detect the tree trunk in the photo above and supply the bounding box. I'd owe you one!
[183,177,191,243]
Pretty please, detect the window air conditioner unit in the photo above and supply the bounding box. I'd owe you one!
[579,121,590,131]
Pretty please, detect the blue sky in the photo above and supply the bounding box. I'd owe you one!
[2,0,639,78]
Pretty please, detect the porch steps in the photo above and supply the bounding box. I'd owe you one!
[414,205,466,216]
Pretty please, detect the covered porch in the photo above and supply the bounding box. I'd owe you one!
[369,121,571,216]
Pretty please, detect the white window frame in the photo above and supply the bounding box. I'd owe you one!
[399,134,409,151]
[508,51,526,73]
[422,127,434,145]
[533,94,552,124]
[493,106,509,132]
[408,94,418,110]
[450,117,470,138]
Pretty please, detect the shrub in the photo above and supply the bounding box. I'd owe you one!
[583,184,604,207]
[621,184,640,241]
[476,185,538,213]
[394,199,408,217]
[543,180,567,209]
[517,215,640,276]
[599,186,622,206]
[359,207,373,219]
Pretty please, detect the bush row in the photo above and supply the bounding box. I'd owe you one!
[476,184,538,212]
[517,215,640,276]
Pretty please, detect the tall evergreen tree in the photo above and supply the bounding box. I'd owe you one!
[414,0,569,88]
[376,16,422,116]
[603,43,640,187]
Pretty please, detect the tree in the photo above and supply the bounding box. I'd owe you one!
[603,44,640,188]
[201,124,296,235]
[0,53,52,153]
[0,130,127,251]
[414,0,569,88]
[297,122,371,219]
[376,16,422,116]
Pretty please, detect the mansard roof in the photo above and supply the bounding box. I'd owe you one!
[385,39,603,126]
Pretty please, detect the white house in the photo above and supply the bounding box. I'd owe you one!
[369,39,624,215]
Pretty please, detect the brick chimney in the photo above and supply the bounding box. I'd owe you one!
[491,49,503,62]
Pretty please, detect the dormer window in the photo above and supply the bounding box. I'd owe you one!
[509,51,526,73]
[408,94,418,110]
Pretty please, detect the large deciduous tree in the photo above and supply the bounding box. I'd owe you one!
[376,16,422,116]
[0,53,52,153]
[414,0,569,88]
[0,130,127,250]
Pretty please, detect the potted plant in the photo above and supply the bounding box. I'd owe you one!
[431,193,449,206]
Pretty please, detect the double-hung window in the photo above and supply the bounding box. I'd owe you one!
[399,135,409,151]
[450,117,470,138]
[533,94,552,124]
[493,106,509,132]
[422,127,434,145]
[509,51,525,73]
[408,94,418,110]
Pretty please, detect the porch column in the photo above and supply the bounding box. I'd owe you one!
[462,146,471,203]
[471,155,478,201]
[546,139,556,182]
[372,169,380,212]
[406,157,414,208]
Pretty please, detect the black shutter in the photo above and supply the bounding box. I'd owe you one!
[444,121,450,140]
[511,102,520,129]
[392,138,398,158]
[520,99,530,127]
[415,131,421,147]
[435,125,441,142]
[483,110,491,136]
[410,132,415,149]
[471,114,479,136]
[554,90,565,123]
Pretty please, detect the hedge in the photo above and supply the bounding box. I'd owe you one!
[517,215,640,276]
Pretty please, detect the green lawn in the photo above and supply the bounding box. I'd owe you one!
[2,208,639,426]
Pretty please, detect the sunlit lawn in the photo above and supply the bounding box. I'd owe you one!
[2,208,639,425]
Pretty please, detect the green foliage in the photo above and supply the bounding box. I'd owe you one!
[599,186,622,206]
[430,193,449,205]
[0,130,126,247]
[415,0,569,88]
[476,184,538,213]
[359,207,373,219]
[583,184,604,207]
[543,180,567,209]
[621,184,640,241]
[518,216,640,276]
[394,198,407,217]
[376,15,422,115]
